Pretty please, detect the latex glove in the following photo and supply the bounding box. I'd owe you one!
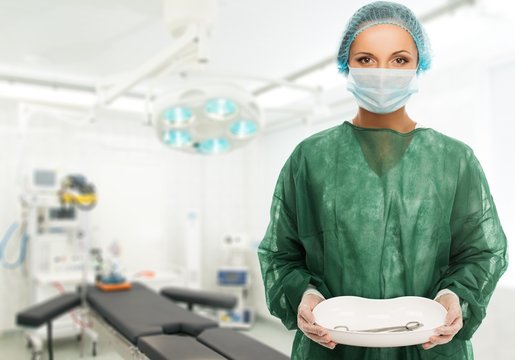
[297,294,337,349]
[423,293,463,350]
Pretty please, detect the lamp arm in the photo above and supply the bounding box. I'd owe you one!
[97,24,199,106]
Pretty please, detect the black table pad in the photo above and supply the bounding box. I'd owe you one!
[86,282,217,344]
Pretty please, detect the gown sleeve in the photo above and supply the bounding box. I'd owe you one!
[435,148,509,340]
[257,152,328,330]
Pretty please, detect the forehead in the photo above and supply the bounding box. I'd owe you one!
[350,23,417,53]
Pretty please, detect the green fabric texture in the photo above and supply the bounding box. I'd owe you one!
[257,120,508,359]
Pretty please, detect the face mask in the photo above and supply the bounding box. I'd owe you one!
[346,67,418,114]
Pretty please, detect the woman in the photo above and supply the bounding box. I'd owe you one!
[257,1,508,359]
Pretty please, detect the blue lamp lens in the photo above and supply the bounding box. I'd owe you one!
[197,138,231,154]
[163,130,192,147]
[229,120,258,138]
[162,106,193,126]
[204,98,237,120]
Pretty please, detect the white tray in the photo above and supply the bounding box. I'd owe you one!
[313,296,446,347]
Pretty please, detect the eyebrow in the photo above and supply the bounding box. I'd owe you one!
[392,50,412,56]
[352,50,413,56]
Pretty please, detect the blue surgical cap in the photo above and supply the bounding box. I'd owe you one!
[337,1,432,76]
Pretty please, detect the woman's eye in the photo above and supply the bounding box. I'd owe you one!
[394,58,408,64]
[357,57,372,64]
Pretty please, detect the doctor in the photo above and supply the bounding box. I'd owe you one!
[257,1,508,359]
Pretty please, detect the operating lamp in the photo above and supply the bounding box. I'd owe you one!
[153,83,262,154]
[95,0,321,155]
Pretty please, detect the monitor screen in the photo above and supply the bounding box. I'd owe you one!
[33,170,57,188]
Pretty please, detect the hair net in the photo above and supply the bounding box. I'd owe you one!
[336,1,432,76]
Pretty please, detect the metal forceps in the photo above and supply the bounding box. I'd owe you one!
[333,321,423,333]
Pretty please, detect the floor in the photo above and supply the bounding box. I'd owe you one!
[0,315,296,359]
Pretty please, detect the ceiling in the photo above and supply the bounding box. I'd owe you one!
[0,0,458,119]
[0,1,450,79]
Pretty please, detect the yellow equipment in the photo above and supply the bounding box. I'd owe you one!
[58,175,97,210]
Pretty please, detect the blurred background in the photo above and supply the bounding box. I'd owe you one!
[0,0,513,359]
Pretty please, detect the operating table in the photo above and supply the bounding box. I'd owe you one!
[16,282,288,360]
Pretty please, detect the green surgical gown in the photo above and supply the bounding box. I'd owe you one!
[257,120,508,360]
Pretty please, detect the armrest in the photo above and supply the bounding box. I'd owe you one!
[16,293,81,327]
[160,287,237,310]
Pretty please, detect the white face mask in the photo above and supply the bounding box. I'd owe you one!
[346,67,419,114]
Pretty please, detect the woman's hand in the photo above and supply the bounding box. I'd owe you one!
[297,294,337,349]
[423,293,463,350]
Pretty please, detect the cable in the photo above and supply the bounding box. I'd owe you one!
[0,222,29,269]
[0,222,18,258]
[52,282,92,328]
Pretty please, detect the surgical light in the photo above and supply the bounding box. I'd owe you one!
[229,120,258,138]
[163,130,193,147]
[154,83,262,155]
[162,106,194,127]
[204,98,238,120]
[197,138,230,154]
